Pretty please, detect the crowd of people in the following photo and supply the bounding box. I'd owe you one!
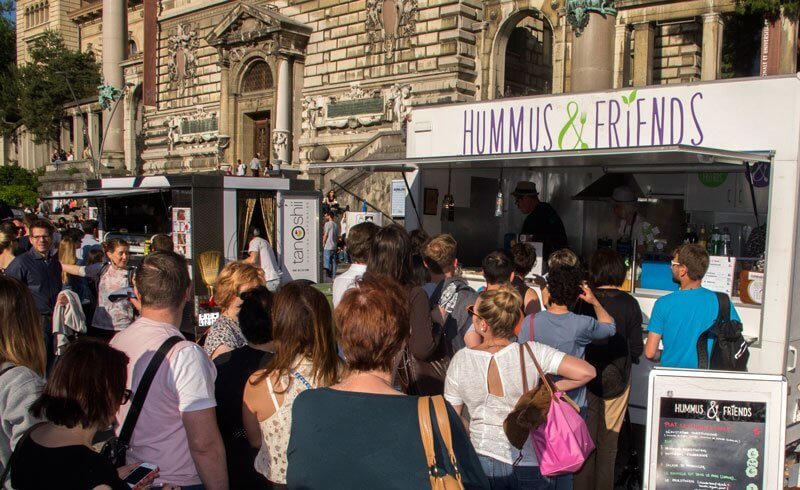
[0,202,739,489]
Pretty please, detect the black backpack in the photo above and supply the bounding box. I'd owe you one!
[696,292,750,371]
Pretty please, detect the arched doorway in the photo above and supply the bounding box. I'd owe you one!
[492,10,554,98]
[235,58,275,166]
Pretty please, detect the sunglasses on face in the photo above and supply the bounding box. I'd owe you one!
[466,305,485,321]
[121,389,132,405]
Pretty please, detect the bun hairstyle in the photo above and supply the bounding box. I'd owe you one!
[477,285,523,339]
[102,238,129,254]
[0,230,14,253]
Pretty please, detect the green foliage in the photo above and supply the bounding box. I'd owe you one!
[720,12,763,79]
[0,165,41,207]
[0,0,19,135]
[737,0,799,18]
[66,165,80,175]
[16,31,101,145]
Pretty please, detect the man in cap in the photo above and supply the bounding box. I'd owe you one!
[513,181,567,260]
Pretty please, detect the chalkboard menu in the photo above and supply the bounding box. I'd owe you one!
[657,397,766,489]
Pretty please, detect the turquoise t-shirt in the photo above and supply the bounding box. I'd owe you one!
[648,287,741,369]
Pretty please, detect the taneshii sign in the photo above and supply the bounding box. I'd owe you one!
[406,77,800,160]
[460,90,704,155]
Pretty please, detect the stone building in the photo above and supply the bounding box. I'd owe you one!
[4,0,798,212]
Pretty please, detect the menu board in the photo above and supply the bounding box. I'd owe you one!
[702,255,736,296]
[172,207,192,258]
[657,397,766,488]
[644,370,786,490]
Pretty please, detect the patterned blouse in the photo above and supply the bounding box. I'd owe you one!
[204,315,247,357]
[93,266,134,331]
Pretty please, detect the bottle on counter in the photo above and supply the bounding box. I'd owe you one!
[683,223,697,244]
[698,224,708,249]
[709,226,721,255]
[721,227,732,256]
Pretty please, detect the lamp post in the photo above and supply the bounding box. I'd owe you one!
[97,82,132,170]
[57,71,99,176]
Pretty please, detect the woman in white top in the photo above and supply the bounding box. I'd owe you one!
[445,286,595,489]
[242,281,340,486]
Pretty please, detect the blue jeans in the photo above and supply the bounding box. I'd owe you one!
[324,249,337,279]
[478,455,553,489]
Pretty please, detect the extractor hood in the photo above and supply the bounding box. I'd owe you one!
[572,173,645,201]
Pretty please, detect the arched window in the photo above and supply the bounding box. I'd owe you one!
[129,39,138,55]
[241,61,273,93]
[503,15,553,97]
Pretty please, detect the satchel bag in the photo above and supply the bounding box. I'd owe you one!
[526,343,595,476]
[417,396,464,490]
[100,336,182,467]
[503,343,553,450]
[397,286,450,395]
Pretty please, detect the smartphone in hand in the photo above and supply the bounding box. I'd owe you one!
[122,463,158,489]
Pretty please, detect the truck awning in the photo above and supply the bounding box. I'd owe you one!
[43,188,166,199]
[308,145,772,172]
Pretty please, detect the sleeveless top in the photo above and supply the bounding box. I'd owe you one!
[254,357,316,484]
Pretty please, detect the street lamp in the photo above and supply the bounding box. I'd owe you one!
[57,71,99,176]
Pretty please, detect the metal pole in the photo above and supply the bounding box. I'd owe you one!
[97,92,125,170]
[58,72,99,176]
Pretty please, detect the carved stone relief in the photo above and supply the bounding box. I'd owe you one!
[365,0,419,61]
[167,23,199,93]
[302,82,414,133]
[163,106,219,153]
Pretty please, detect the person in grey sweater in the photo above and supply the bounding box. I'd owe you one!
[0,276,46,481]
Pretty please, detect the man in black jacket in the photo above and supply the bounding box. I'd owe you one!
[513,181,567,261]
[5,219,62,369]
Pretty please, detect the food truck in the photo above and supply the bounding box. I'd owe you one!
[316,74,800,472]
[64,173,321,334]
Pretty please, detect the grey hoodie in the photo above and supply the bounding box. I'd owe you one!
[0,362,44,486]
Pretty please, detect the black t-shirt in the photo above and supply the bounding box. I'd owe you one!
[213,345,273,490]
[10,436,128,489]
[287,388,489,489]
[576,289,644,397]
[520,202,568,260]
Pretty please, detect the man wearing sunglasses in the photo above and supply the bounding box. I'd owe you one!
[644,243,740,368]
[512,180,567,261]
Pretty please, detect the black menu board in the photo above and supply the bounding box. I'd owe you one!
[656,397,766,489]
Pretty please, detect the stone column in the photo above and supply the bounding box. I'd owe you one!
[218,60,231,165]
[72,112,85,161]
[101,0,128,165]
[87,111,101,165]
[632,22,655,86]
[612,23,631,88]
[60,118,71,152]
[701,13,723,81]
[570,13,617,91]
[272,54,292,169]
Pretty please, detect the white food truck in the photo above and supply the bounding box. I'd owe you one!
[317,74,800,479]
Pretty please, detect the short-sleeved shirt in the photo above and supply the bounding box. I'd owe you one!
[332,263,366,307]
[236,163,247,176]
[204,315,247,357]
[250,158,262,170]
[648,287,741,369]
[444,342,565,466]
[248,236,281,281]
[520,202,568,260]
[111,317,217,487]
[11,437,128,490]
[518,311,615,407]
[323,220,338,251]
[93,266,135,331]
[287,388,489,489]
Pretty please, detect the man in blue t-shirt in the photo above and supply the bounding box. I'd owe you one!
[645,243,740,369]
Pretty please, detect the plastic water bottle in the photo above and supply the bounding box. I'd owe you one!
[361,199,367,212]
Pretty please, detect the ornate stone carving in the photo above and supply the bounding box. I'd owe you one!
[162,107,219,153]
[223,14,275,44]
[272,129,289,161]
[168,24,199,93]
[365,0,419,61]
[565,0,616,36]
[388,83,412,129]
[302,82,414,133]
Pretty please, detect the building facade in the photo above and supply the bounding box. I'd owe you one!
[5,0,798,212]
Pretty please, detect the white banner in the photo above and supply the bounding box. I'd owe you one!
[407,77,800,161]
[280,197,319,283]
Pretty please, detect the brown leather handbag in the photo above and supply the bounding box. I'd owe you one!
[417,395,464,490]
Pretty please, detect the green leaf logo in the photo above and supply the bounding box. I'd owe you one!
[622,95,629,104]
[579,112,586,124]
[629,90,638,102]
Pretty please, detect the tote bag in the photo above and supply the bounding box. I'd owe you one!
[524,343,595,476]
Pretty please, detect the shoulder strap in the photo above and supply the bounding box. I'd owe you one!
[0,422,47,487]
[417,396,437,472]
[521,315,534,341]
[519,345,529,393]
[117,336,183,446]
[697,330,711,369]
[715,292,731,323]
[523,343,554,399]
[431,395,462,482]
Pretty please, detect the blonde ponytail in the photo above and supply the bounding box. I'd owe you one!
[477,285,523,339]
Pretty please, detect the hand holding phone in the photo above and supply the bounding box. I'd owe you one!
[121,463,159,489]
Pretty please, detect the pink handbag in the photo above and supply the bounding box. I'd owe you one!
[523,343,595,476]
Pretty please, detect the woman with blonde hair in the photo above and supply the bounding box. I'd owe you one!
[0,230,16,273]
[445,286,596,489]
[243,280,339,486]
[204,261,266,359]
[0,275,46,476]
